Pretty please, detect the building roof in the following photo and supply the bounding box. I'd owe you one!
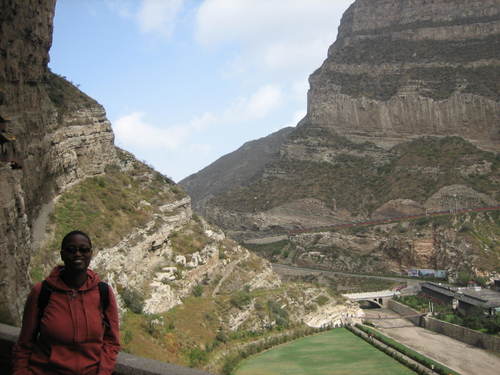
[460,288,500,308]
[423,282,500,308]
[421,282,456,297]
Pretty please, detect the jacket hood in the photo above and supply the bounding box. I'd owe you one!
[44,265,101,292]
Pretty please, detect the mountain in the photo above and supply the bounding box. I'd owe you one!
[0,1,363,370]
[180,0,500,278]
[181,127,294,212]
[306,0,500,151]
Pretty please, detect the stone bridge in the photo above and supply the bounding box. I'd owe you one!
[342,290,399,308]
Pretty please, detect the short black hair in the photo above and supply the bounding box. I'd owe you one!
[61,230,92,250]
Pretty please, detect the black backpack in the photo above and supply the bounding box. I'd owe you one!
[34,280,110,339]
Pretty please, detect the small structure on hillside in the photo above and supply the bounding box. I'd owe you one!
[407,269,447,279]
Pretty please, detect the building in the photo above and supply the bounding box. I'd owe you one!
[407,269,447,279]
[421,282,500,316]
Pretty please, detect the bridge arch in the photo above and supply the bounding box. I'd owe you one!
[357,299,384,308]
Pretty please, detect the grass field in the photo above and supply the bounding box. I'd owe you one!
[234,328,415,375]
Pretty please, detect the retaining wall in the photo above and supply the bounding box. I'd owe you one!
[424,317,500,353]
[387,299,423,326]
[0,323,212,375]
[388,300,500,353]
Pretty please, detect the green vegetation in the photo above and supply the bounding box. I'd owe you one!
[213,136,499,219]
[397,295,500,335]
[396,295,430,312]
[30,153,184,282]
[234,328,415,375]
[169,220,210,255]
[118,280,330,370]
[354,325,461,375]
[192,284,204,297]
[44,70,95,113]
[230,289,252,309]
[120,288,145,314]
[436,307,500,335]
[244,240,290,259]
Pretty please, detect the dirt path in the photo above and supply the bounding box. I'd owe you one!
[364,308,500,375]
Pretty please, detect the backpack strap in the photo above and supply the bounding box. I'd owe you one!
[98,281,110,328]
[34,280,52,340]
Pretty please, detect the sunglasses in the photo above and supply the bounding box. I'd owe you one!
[64,246,92,254]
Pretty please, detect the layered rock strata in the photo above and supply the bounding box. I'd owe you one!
[0,0,117,324]
[304,0,500,151]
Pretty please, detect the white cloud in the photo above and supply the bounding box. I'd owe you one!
[137,0,185,38]
[195,0,353,74]
[113,112,215,151]
[106,0,186,39]
[244,85,283,119]
[113,84,282,152]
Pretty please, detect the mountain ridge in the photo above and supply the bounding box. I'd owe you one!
[181,0,500,279]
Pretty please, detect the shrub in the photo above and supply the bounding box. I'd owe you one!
[187,347,208,367]
[143,314,165,339]
[123,330,133,345]
[120,288,145,314]
[230,290,252,309]
[192,284,204,297]
[268,300,289,328]
[315,295,329,306]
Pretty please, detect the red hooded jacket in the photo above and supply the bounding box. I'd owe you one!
[12,267,121,375]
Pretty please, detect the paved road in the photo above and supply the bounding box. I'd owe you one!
[272,263,422,287]
[364,308,500,375]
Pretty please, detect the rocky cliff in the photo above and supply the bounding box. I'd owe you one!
[306,0,500,152]
[0,0,118,324]
[182,0,500,278]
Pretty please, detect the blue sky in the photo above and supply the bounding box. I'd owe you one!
[49,0,353,181]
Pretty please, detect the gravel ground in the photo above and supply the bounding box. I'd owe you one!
[364,308,500,375]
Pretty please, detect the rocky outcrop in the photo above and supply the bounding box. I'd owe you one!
[270,210,500,276]
[91,210,281,316]
[0,0,117,324]
[305,0,500,152]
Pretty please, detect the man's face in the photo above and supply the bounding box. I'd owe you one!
[60,234,93,272]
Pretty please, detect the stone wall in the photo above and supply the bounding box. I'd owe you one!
[0,323,212,375]
[388,299,424,326]
[389,299,500,352]
[424,317,500,352]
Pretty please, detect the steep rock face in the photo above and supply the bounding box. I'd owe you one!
[305,0,500,151]
[0,0,117,324]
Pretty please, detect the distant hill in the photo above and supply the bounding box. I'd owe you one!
[180,126,294,211]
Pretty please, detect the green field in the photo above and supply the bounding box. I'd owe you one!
[234,328,415,375]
